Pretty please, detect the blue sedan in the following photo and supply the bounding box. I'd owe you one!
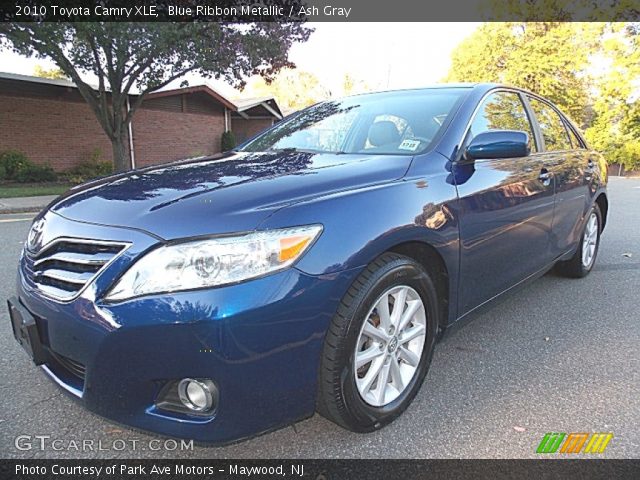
[8,84,608,443]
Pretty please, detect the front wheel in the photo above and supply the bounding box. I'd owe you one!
[317,253,438,432]
[556,204,602,278]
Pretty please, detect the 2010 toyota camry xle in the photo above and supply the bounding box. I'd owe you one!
[8,84,608,443]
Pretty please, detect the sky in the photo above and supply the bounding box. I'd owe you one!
[0,23,480,98]
[287,23,480,93]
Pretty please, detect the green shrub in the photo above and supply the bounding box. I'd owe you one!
[221,131,236,152]
[0,150,31,180]
[14,163,58,183]
[0,150,57,183]
[63,148,114,184]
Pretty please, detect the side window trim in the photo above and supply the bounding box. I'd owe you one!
[519,93,544,153]
[562,117,587,150]
[563,120,580,149]
[526,94,576,152]
[559,118,578,151]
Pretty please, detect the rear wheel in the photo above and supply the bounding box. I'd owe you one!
[317,253,438,432]
[556,204,602,278]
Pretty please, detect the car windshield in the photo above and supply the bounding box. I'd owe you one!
[239,88,468,155]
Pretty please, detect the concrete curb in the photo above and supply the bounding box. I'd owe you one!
[0,194,58,215]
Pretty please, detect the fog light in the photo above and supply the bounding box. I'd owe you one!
[178,378,216,412]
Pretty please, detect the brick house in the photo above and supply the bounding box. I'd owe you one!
[0,72,283,170]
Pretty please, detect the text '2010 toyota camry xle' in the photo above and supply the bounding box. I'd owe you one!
[8,84,608,443]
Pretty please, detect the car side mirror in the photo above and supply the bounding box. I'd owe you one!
[464,130,531,161]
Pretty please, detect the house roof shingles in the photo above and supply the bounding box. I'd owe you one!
[0,71,282,119]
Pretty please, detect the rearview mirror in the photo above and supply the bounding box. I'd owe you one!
[464,130,530,161]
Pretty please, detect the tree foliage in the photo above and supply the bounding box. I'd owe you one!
[340,72,372,97]
[0,22,312,171]
[445,23,602,125]
[221,130,237,152]
[482,0,640,22]
[585,23,640,170]
[446,22,640,170]
[33,64,68,80]
[243,67,329,114]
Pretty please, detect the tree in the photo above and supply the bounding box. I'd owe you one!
[243,68,329,113]
[0,23,311,172]
[33,64,68,80]
[341,72,371,97]
[445,22,603,125]
[585,23,640,170]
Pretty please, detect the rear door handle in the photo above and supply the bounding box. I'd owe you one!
[585,159,596,181]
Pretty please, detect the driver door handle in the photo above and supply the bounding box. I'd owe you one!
[539,168,551,186]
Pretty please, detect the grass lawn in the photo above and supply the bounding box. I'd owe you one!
[0,183,73,198]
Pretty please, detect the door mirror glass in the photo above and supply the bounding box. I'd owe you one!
[465,130,531,160]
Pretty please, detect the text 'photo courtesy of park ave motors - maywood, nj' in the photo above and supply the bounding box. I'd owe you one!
[15,463,305,477]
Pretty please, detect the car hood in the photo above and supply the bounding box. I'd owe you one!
[51,150,411,240]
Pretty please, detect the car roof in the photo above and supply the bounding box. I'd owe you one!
[469,83,546,98]
[339,83,535,100]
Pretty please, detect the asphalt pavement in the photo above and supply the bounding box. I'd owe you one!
[1,177,638,459]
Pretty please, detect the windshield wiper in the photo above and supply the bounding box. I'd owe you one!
[268,147,352,155]
[272,147,300,152]
[269,147,323,154]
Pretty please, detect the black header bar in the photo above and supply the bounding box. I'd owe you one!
[1,0,639,22]
[1,459,640,480]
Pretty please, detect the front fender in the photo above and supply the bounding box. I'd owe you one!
[259,174,461,317]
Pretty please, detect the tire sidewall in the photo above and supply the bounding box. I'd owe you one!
[337,259,438,431]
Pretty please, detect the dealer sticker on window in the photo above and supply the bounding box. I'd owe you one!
[398,139,421,151]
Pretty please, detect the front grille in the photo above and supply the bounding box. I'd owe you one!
[24,238,127,301]
[49,351,86,382]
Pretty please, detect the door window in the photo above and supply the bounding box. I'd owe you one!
[527,97,572,151]
[469,91,537,152]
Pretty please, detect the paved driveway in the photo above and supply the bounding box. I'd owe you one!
[1,177,638,459]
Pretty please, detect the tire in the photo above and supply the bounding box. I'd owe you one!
[317,253,439,432]
[556,203,602,278]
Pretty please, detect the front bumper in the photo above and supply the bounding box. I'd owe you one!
[15,212,361,443]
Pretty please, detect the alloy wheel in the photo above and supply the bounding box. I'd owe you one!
[582,212,599,268]
[354,285,427,407]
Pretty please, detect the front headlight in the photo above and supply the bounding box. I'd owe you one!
[105,225,322,301]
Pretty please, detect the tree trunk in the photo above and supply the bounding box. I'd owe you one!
[111,132,130,172]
